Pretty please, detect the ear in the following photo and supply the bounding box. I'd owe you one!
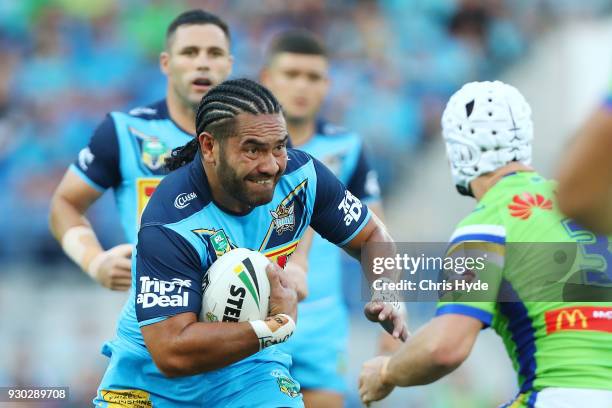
[160,51,170,76]
[199,132,216,164]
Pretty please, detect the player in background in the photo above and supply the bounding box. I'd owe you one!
[260,30,400,408]
[557,80,612,234]
[48,10,233,290]
[359,81,612,407]
[94,79,408,407]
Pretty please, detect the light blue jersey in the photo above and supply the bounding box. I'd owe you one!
[94,148,371,407]
[278,121,381,392]
[70,100,192,243]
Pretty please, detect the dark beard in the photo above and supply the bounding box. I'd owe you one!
[217,147,276,208]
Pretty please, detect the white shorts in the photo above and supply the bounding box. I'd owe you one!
[535,387,612,408]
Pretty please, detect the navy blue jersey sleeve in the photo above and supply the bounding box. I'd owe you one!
[135,225,203,326]
[70,115,121,191]
[346,143,381,202]
[310,157,371,246]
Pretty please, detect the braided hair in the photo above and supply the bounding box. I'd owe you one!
[165,78,282,171]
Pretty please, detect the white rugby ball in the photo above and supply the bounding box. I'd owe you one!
[200,248,271,323]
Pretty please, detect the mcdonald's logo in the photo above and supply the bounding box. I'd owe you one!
[556,309,587,330]
[545,306,612,334]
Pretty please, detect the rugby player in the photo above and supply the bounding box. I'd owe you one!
[557,80,612,234]
[359,81,612,407]
[92,78,407,407]
[260,30,399,408]
[49,9,233,290]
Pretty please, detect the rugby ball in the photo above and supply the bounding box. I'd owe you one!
[200,248,271,323]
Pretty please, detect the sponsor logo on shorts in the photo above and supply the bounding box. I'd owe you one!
[270,371,300,398]
[174,192,197,209]
[136,276,192,309]
[545,306,612,334]
[100,389,152,407]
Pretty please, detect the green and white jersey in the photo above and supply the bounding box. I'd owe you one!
[437,172,612,404]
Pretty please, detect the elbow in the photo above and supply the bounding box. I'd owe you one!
[428,340,469,372]
[152,349,218,378]
[155,354,187,378]
[154,353,199,378]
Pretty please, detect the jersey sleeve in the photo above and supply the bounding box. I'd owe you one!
[310,156,371,246]
[135,224,203,326]
[69,114,121,191]
[346,143,381,203]
[435,224,507,328]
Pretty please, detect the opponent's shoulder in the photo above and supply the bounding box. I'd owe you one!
[140,162,210,228]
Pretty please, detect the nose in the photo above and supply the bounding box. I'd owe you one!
[294,75,309,90]
[256,152,281,176]
[195,51,211,71]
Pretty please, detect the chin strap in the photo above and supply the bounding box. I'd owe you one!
[455,184,474,197]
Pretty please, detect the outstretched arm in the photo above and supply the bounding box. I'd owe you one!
[359,314,481,404]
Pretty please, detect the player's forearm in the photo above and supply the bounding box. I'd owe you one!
[151,320,261,377]
[49,194,104,270]
[49,193,92,240]
[362,219,399,284]
[383,321,464,387]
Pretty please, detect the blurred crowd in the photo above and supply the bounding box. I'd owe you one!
[1,0,610,263]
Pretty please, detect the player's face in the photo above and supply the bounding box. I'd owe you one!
[217,113,289,207]
[161,24,233,109]
[262,53,329,123]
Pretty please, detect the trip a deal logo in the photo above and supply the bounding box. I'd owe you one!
[545,306,612,334]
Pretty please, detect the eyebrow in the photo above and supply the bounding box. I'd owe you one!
[241,135,289,147]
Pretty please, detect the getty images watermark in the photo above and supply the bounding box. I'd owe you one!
[361,243,612,302]
[371,253,489,293]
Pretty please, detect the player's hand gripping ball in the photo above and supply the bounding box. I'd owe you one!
[200,248,271,323]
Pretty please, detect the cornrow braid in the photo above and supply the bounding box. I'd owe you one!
[165,78,282,171]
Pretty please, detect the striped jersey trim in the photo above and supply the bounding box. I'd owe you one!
[450,224,506,245]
